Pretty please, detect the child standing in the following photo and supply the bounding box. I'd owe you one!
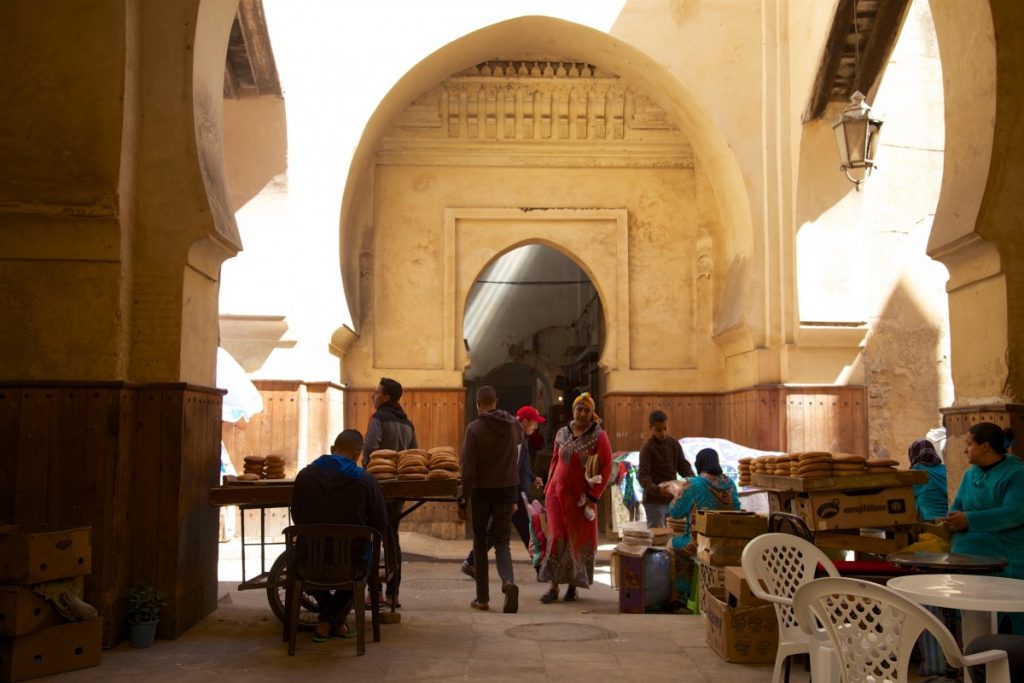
[637,410,694,527]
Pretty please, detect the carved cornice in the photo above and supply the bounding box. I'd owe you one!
[382,60,691,167]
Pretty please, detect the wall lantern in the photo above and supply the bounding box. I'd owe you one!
[832,91,883,191]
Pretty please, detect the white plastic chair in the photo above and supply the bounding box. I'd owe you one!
[741,532,840,683]
[793,577,1011,683]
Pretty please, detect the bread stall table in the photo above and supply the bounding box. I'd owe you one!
[750,470,928,555]
[208,477,460,625]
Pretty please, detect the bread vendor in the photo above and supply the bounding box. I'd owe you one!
[361,377,418,608]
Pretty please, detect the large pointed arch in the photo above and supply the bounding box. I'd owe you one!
[337,15,751,334]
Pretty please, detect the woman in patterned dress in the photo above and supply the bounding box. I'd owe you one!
[539,393,613,603]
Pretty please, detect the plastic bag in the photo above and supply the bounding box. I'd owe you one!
[899,532,950,554]
[643,550,672,607]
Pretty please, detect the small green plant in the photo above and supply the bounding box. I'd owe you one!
[125,584,166,624]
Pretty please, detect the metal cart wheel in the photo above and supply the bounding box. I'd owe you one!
[266,550,322,629]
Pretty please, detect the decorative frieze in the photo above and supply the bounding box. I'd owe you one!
[382,59,691,167]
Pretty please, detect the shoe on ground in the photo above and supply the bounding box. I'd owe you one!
[564,586,578,602]
[540,589,558,604]
[502,582,519,614]
[460,562,476,579]
[471,599,489,611]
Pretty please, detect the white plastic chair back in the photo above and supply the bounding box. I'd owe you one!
[741,533,841,683]
[741,533,839,639]
[793,577,1011,683]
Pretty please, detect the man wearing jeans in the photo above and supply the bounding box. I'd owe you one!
[458,386,523,613]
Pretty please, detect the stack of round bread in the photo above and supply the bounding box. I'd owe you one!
[397,449,430,480]
[264,454,286,479]
[866,457,900,474]
[427,446,460,480]
[831,453,866,476]
[737,457,754,486]
[366,449,398,481]
[796,452,833,478]
[243,455,265,478]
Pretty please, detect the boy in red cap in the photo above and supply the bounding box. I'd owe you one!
[461,405,545,579]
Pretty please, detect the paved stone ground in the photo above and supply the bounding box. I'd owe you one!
[51,534,795,683]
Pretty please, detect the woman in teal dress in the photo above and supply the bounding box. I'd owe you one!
[941,422,1024,634]
[908,438,948,521]
[667,448,740,605]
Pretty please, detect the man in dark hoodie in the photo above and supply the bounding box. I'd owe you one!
[292,429,387,642]
[361,377,417,607]
[459,386,523,613]
[637,410,694,527]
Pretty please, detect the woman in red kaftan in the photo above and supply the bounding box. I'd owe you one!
[539,393,613,603]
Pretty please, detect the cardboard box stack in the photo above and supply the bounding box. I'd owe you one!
[704,565,779,663]
[692,510,767,606]
[0,525,102,683]
[611,523,673,613]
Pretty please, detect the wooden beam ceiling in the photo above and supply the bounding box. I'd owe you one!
[223,0,281,99]
[804,0,912,122]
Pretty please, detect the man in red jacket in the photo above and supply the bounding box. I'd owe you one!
[458,386,523,613]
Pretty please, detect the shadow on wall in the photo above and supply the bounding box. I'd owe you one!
[222,96,288,211]
[861,277,946,461]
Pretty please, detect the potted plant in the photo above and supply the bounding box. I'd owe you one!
[125,583,166,648]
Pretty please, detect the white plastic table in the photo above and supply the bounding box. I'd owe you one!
[887,574,1024,647]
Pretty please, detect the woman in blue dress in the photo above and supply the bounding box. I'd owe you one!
[908,438,948,521]
[941,422,1024,634]
[667,448,740,605]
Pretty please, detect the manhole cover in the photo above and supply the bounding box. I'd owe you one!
[505,622,615,642]
[401,578,472,592]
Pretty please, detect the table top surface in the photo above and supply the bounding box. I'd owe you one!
[885,551,1008,572]
[887,573,1024,612]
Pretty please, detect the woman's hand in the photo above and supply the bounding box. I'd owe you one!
[940,511,968,532]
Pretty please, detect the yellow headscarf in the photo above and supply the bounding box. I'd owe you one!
[572,392,601,425]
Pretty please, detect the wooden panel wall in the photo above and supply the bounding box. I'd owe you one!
[0,382,222,647]
[603,385,867,456]
[221,381,344,474]
[345,388,467,539]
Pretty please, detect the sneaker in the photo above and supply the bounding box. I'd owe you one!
[502,582,519,614]
[470,599,489,611]
[460,562,476,579]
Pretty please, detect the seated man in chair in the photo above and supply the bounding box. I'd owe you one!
[292,429,388,642]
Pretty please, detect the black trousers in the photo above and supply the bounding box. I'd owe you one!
[312,589,353,627]
[470,497,514,603]
[386,500,403,599]
[465,498,530,567]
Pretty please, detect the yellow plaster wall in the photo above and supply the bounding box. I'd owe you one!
[343,164,727,392]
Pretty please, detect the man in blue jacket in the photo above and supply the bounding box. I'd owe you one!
[293,429,388,642]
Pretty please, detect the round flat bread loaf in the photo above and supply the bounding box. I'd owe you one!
[428,446,456,455]
[832,454,866,463]
[238,473,261,480]
[370,449,398,460]
[397,473,428,480]
[868,458,900,467]
[427,469,456,479]
[243,455,266,463]
[798,451,832,461]
[398,458,429,470]
[366,462,397,473]
[431,460,460,472]
[797,465,832,474]
[372,472,397,480]
[399,448,428,457]
[398,465,429,475]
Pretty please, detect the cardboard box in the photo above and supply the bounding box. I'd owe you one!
[695,534,747,566]
[703,588,778,663]
[723,565,769,608]
[791,486,917,531]
[614,548,672,614]
[814,529,915,555]
[0,586,63,637]
[0,526,92,585]
[0,618,102,682]
[693,510,768,539]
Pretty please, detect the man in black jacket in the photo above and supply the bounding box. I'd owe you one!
[360,377,417,607]
[459,386,523,613]
[637,410,694,527]
[292,429,387,641]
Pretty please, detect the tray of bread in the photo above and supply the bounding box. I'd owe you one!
[745,451,926,491]
[365,447,460,482]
